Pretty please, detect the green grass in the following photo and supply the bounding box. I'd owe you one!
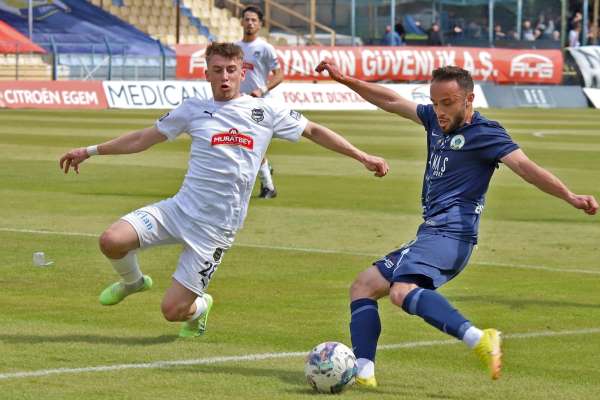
[0,108,599,399]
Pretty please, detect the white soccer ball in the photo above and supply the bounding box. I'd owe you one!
[304,341,357,394]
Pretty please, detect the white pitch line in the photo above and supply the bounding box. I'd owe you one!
[1,328,599,381]
[1,227,599,275]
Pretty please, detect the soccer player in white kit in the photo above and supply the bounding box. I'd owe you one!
[59,43,389,338]
[237,5,283,199]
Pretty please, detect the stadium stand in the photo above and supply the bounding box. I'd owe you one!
[0,19,64,81]
[0,0,176,80]
[94,0,242,45]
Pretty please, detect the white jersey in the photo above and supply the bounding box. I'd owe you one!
[155,94,308,231]
[236,38,279,94]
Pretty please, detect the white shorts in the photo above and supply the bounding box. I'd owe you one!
[121,198,235,295]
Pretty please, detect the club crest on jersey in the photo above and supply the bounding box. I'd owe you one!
[251,108,264,123]
[450,134,465,150]
[211,128,254,150]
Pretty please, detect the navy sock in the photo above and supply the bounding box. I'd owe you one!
[401,288,472,340]
[349,298,381,361]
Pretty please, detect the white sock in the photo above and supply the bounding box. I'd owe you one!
[109,251,142,286]
[462,326,484,349]
[188,296,208,321]
[356,358,375,378]
[258,160,275,191]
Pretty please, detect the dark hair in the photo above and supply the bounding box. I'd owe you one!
[242,5,264,22]
[431,66,474,92]
[205,42,244,63]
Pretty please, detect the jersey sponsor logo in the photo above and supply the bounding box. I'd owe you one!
[450,134,465,150]
[204,110,214,118]
[211,128,254,150]
[242,62,255,71]
[253,51,261,59]
[289,110,301,120]
[251,108,264,123]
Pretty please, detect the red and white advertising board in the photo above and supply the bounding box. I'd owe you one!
[0,81,107,109]
[176,45,563,85]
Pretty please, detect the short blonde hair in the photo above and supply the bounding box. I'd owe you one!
[205,42,243,64]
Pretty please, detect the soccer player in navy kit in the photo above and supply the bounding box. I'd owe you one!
[315,61,598,386]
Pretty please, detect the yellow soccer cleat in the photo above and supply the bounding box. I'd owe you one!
[473,328,503,380]
[355,375,377,388]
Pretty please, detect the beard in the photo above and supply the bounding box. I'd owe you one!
[440,110,465,133]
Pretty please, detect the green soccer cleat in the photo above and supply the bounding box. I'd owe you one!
[355,375,377,388]
[99,275,153,306]
[473,328,503,380]
[179,293,213,338]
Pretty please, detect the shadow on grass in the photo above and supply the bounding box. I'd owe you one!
[0,334,178,346]
[449,295,600,310]
[165,365,462,399]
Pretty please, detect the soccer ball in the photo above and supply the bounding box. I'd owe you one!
[304,342,357,394]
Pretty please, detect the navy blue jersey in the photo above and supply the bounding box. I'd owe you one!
[416,104,519,243]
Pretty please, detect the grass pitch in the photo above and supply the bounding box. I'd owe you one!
[0,108,599,399]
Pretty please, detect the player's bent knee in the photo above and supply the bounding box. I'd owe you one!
[99,227,134,259]
[389,282,418,308]
[99,230,121,258]
[349,267,388,300]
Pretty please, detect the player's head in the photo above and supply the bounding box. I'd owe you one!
[204,42,245,101]
[241,5,263,37]
[430,66,475,133]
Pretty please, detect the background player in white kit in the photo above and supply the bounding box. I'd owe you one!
[59,43,389,338]
[237,5,282,199]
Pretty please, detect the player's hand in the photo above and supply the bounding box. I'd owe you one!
[59,147,89,174]
[568,194,599,215]
[315,58,345,82]
[361,154,389,177]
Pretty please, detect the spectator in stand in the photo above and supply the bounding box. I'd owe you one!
[552,30,561,42]
[522,20,535,41]
[569,21,582,47]
[427,22,443,45]
[467,20,482,39]
[451,24,464,39]
[394,19,406,42]
[493,24,505,40]
[383,25,402,46]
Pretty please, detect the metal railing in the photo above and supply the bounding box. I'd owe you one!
[0,38,176,81]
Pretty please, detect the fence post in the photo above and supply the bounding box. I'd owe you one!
[50,35,58,80]
[103,36,113,80]
[157,39,166,80]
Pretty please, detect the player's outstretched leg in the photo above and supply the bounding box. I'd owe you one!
[258,158,276,198]
[179,293,214,338]
[391,284,502,380]
[98,221,152,305]
[349,266,390,388]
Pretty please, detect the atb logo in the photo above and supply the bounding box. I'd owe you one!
[510,54,554,79]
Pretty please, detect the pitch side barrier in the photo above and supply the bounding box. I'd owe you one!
[0,80,589,110]
[176,44,563,85]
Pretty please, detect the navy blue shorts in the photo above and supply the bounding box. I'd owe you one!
[374,232,474,289]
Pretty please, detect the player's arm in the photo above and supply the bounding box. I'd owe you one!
[315,58,420,124]
[59,126,167,174]
[501,149,598,215]
[302,121,389,177]
[251,68,284,97]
